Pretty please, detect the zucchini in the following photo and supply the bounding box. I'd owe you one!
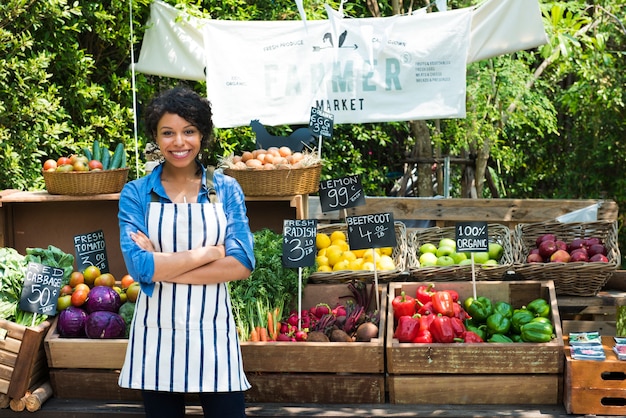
[101,146,111,170]
[92,140,101,162]
[110,143,125,170]
[82,147,93,161]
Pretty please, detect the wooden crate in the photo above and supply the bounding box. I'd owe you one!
[386,281,564,405]
[564,336,626,416]
[0,319,51,400]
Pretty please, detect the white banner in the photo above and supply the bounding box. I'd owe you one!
[134,0,547,128]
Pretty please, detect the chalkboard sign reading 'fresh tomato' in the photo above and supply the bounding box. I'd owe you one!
[318,175,365,212]
[19,262,64,316]
[74,229,109,274]
[346,212,397,251]
[282,219,317,268]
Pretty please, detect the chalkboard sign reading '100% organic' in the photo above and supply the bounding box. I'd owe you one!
[282,219,317,268]
[318,175,365,212]
[19,262,64,316]
[346,212,397,251]
[74,229,109,274]
[455,221,489,252]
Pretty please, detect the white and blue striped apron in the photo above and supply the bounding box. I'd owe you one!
[119,201,250,393]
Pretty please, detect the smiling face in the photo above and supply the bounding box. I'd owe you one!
[155,112,201,170]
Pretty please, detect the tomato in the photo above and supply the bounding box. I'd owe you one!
[120,274,135,289]
[83,266,101,287]
[55,164,74,172]
[94,273,116,288]
[57,156,71,166]
[69,271,85,288]
[60,284,73,296]
[74,283,90,294]
[126,282,141,303]
[113,286,128,304]
[72,160,89,171]
[71,288,89,307]
[57,294,72,311]
[43,159,57,171]
[88,160,103,171]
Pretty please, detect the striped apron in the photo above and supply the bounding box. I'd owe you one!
[118,201,250,393]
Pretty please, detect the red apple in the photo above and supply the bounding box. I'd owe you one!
[550,249,571,263]
[538,240,558,259]
[568,238,586,252]
[584,237,603,247]
[529,248,541,255]
[569,248,589,262]
[526,253,544,263]
[589,253,609,263]
[587,243,607,257]
[535,234,557,247]
[555,240,568,251]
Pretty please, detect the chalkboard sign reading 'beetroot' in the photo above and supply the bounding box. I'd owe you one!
[19,262,64,316]
[318,175,365,212]
[346,212,396,250]
[74,229,109,274]
[282,219,317,268]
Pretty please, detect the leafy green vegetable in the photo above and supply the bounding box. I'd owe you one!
[229,229,311,341]
[25,245,75,284]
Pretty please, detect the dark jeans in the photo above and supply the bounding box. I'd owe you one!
[141,390,246,418]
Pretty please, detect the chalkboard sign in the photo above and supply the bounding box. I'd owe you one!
[346,212,396,250]
[318,175,365,213]
[282,219,317,268]
[309,107,334,139]
[19,262,64,316]
[74,229,109,273]
[455,221,489,252]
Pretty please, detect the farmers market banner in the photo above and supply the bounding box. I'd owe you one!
[134,0,547,127]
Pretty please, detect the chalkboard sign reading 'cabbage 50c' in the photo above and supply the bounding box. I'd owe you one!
[455,221,489,252]
[346,212,396,251]
[19,262,64,316]
[74,229,109,274]
[309,107,334,140]
[282,219,317,268]
[318,175,365,213]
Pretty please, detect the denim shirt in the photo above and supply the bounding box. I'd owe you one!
[118,162,255,296]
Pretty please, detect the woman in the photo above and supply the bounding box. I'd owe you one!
[117,87,254,418]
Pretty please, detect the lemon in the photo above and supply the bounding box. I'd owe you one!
[377,254,396,271]
[348,258,364,270]
[362,248,378,261]
[317,265,332,272]
[380,247,393,256]
[315,255,329,267]
[352,248,366,258]
[332,239,350,252]
[317,247,327,257]
[333,259,350,271]
[316,233,331,250]
[362,261,375,271]
[325,245,344,266]
[341,250,357,262]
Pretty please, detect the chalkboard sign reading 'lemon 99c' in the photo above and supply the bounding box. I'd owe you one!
[19,262,64,316]
[74,229,110,274]
[282,219,317,268]
[346,212,397,251]
[318,175,365,213]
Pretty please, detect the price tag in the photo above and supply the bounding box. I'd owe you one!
[74,230,109,273]
[346,212,396,251]
[455,221,489,252]
[19,262,64,316]
[282,219,317,268]
[309,107,334,139]
[318,175,365,212]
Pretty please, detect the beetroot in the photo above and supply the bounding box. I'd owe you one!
[57,306,88,337]
[85,311,126,339]
[85,286,121,314]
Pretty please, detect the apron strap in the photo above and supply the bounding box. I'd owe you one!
[206,165,218,204]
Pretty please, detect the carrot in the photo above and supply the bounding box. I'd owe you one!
[249,327,260,342]
[267,310,276,341]
[258,326,268,342]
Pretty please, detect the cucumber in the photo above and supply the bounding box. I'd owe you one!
[82,147,93,161]
[120,144,127,168]
[92,140,101,162]
[101,147,111,170]
[110,143,125,170]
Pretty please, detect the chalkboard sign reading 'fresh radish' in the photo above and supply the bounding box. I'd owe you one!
[19,262,64,316]
[282,219,317,268]
[346,212,397,250]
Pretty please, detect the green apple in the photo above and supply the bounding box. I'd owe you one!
[436,245,455,257]
[419,242,438,255]
[472,252,490,264]
[419,252,439,267]
[481,258,499,267]
[436,255,455,266]
[439,238,456,251]
[451,251,468,264]
[488,242,504,261]
[459,258,474,266]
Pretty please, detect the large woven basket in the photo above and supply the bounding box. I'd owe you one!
[223,164,322,196]
[511,220,620,296]
[406,223,514,281]
[308,222,408,284]
[43,168,129,195]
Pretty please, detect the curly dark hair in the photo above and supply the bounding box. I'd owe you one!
[143,87,214,164]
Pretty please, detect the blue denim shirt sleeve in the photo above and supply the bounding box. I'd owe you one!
[118,164,255,297]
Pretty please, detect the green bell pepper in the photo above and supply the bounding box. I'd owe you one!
[486,312,511,336]
[511,309,535,334]
[464,319,488,341]
[487,333,513,343]
[463,296,494,322]
[520,320,554,342]
[526,298,550,318]
[494,301,513,319]
[510,333,523,342]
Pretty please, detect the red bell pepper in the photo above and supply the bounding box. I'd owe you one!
[430,314,456,343]
[462,330,484,343]
[431,290,455,317]
[444,289,460,302]
[394,315,420,342]
[450,316,466,338]
[452,302,471,320]
[417,300,434,315]
[412,329,433,343]
[418,312,435,331]
[415,283,435,305]
[392,291,416,320]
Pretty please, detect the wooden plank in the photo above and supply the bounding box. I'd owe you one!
[6,321,50,399]
[49,369,142,401]
[562,320,616,336]
[388,374,562,405]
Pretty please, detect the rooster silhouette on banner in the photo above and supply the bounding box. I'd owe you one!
[250,119,315,152]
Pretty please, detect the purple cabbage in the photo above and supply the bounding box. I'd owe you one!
[85,311,126,339]
[84,286,121,314]
[57,306,88,338]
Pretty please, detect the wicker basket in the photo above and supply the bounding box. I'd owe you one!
[308,222,408,284]
[223,164,322,196]
[406,223,514,281]
[43,168,129,195]
[511,220,620,296]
